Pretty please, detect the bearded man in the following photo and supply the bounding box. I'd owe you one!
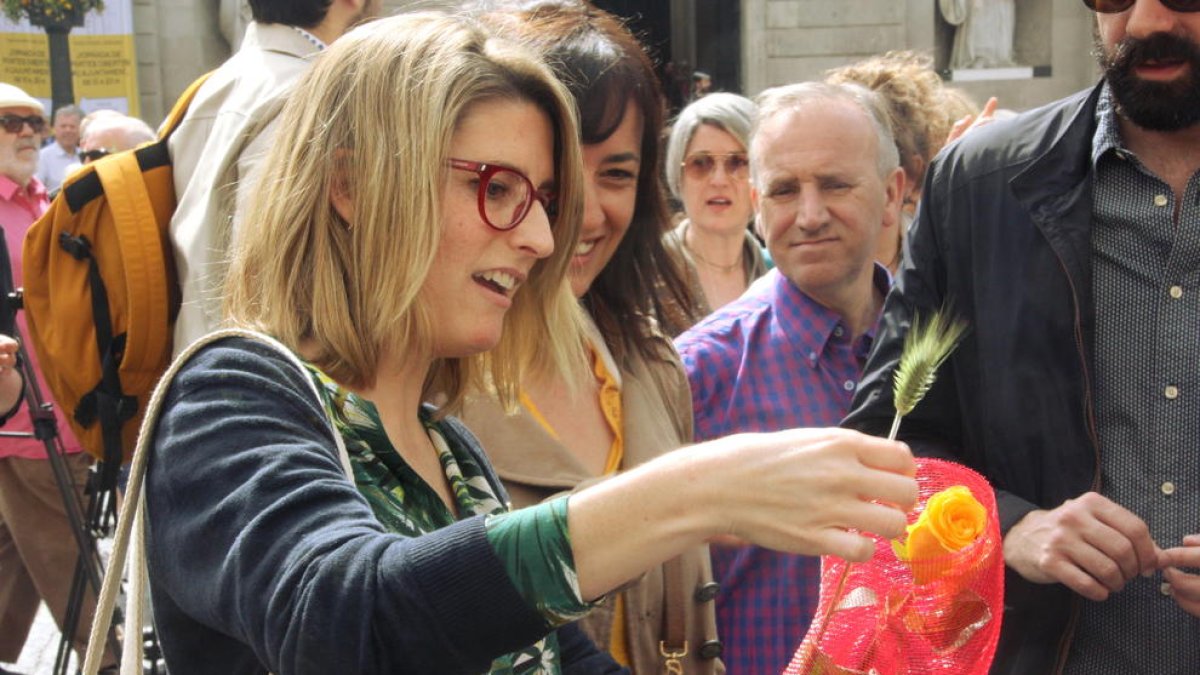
[0,82,115,673]
[845,1,1200,673]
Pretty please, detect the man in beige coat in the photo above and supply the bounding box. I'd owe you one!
[168,0,380,350]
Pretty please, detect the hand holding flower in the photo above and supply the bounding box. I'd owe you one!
[787,459,1004,675]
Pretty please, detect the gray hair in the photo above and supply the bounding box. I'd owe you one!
[664,92,757,199]
[82,113,156,150]
[52,104,83,124]
[751,81,899,186]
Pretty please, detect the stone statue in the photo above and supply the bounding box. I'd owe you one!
[939,0,1018,69]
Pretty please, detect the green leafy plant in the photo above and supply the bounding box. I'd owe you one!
[2,0,104,26]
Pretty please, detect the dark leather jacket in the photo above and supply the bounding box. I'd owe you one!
[843,83,1107,675]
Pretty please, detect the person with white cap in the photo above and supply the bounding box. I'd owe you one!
[0,81,113,674]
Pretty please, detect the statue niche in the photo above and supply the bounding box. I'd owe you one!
[939,0,1017,70]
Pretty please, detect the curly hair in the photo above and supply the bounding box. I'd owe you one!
[826,51,947,188]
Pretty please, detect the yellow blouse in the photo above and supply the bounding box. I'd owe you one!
[519,343,630,664]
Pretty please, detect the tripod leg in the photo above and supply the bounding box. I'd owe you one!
[2,324,125,670]
[0,453,111,669]
[53,478,123,673]
[55,559,88,675]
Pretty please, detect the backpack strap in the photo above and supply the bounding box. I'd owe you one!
[159,72,214,142]
[82,328,352,675]
[59,151,172,482]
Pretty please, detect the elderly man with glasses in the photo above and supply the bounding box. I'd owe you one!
[846,1,1200,672]
[0,82,115,673]
[58,111,157,177]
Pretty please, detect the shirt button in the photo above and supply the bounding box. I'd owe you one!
[843,380,856,391]
[1165,385,1180,400]
[694,582,720,603]
[1154,194,1169,207]
[834,326,845,337]
[1161,582,1173,597]
[698,640,724,660]
[1170,285,1184,299]
[1162,481,1177,496]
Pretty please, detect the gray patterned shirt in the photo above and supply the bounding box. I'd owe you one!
[1065,85,1200,674]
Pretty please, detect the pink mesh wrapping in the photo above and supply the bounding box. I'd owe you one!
[785,458,1004,675]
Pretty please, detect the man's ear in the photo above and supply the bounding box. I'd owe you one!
[750,185,768,241]
[881,166,906,231]
[330,149,354,226]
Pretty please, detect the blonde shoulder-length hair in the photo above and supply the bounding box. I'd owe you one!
[224,11,588,410]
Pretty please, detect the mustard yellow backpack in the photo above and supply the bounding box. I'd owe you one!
[22,74,211,474]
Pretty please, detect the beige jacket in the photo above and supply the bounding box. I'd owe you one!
[460,329,724,674]
[659,219,769,338]
[168,22,320,351]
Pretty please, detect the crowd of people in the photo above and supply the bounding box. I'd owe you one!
[0,0,1196,673]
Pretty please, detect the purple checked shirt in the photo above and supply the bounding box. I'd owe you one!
[675,267,886,675]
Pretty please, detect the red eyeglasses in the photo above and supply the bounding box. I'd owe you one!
[1083,0,1200,12]
[448,158,556,231]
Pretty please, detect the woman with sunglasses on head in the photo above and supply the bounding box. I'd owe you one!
[662,93,768,336]
[137,11,917,675]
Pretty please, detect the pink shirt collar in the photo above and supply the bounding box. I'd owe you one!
[0,173,49,221]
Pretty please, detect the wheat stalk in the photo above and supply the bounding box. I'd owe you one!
[887,309,969,440]
[801,307,967,673]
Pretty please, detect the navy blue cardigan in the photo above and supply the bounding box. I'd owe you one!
[145,337,624,674]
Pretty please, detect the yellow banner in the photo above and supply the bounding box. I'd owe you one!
[0,33,51,99]
[0,2,139,117]
[68,33,139,117]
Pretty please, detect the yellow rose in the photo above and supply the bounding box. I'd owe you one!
[891,486,987,583]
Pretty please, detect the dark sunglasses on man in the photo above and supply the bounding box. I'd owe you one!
[0,114,46,135]
[1083,0,1200,12]
[78,148,113,164]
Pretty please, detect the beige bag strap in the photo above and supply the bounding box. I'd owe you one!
[82,328,352,675]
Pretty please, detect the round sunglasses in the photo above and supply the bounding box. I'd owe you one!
[1083,0,1200,12]
[681,152,751,181]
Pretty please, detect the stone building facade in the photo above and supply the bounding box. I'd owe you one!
[745,0,1099,113]
[134,0,1100,125]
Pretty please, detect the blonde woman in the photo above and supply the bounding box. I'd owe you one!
[663,92,769,335]
[142,12,917,675]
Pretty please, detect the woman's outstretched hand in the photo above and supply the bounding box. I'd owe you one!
[568,427,917,600]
